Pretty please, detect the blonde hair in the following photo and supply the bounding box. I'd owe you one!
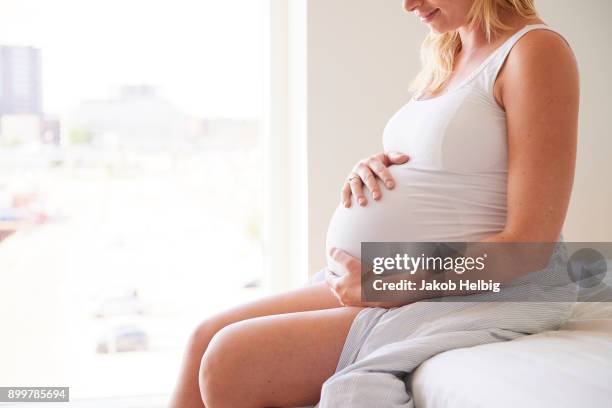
[410,0,538,96]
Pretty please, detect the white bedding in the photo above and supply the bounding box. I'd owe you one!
[411,303,612,408]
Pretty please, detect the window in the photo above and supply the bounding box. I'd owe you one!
[0,0,275,401]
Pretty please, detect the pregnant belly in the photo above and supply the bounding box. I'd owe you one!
[325,165,507,273]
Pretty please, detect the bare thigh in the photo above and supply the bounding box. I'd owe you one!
[169,280,348,408]
[206,280,343,330]
[200,306,364,408]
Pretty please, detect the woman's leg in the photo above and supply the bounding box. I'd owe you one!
[200,306,364,408]
[169,280,344,408]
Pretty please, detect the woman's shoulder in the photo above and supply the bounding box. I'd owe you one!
[495,24,578,108]
[504,24,577,77]
[516,24,573,56]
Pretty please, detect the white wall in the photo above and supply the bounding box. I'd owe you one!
[306,0,612,275]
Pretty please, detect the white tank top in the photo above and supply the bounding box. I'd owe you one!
[384,23,562,167]
[325,24,566,267]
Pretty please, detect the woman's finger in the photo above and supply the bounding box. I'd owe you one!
[329,247,361,275]
[324,268,346,305]
[324,267,338,288]
[355,163,382,200]
[367,156,396,190]
[341,181,352,208]
[348,174,367,206]
[386,151,410,165]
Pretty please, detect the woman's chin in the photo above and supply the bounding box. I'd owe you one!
[425,19,458,35]
[428,24,449,34]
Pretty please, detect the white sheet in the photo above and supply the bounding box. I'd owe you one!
[411,327,612,408]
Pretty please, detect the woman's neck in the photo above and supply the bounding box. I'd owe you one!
[457,12,544,56]
[457,25,490,56]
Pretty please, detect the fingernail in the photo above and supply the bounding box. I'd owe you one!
[343,200,349,208]
[359,198,366,206]
[373,192,380,200]
[386,181,394,189]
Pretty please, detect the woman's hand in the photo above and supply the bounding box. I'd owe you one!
[325,247,394,308]
[342,151,409,208]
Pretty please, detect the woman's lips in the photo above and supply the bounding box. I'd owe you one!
[419,8,439,23]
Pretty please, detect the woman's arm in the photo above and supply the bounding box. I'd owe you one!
[494,29,579,243]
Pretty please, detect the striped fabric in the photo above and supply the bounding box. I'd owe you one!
[305,241,574,407]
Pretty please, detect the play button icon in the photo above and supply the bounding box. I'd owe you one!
[567,248,608,288]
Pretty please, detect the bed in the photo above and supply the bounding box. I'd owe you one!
[411,299,612,407]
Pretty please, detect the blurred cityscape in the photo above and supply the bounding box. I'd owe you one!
[0,44,267,398]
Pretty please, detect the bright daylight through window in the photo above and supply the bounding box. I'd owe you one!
[0,0,268,400]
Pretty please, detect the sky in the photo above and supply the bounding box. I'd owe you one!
[0,0,267,118]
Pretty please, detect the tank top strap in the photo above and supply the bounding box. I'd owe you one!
[478,23,569,96]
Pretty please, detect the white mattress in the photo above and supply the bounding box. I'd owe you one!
[411,303,612,408]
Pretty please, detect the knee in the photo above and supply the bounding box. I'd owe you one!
[186,316,224,354]
[199,323,248,407]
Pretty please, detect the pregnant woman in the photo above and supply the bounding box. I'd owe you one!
[170,0,578,407]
